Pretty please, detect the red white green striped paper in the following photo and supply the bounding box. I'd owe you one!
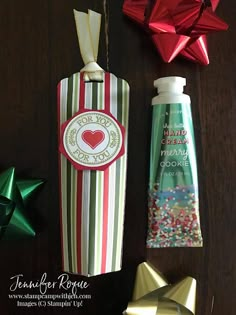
[58,72,129,276]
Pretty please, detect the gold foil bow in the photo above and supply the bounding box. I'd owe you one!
[124,262,196,315]
[73,9,104,81]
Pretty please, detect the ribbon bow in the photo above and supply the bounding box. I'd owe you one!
[0,167,44,240]
[124,262,196,315]
[123,0,228,65]
[74,9,104,81]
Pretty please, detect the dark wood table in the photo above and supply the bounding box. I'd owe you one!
[0,1,235,314]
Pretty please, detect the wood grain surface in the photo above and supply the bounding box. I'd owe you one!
[0,1,235,314]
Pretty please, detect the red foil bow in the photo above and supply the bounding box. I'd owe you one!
[123,0,228,65]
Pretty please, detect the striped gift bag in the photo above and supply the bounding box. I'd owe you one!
[58,71,129,276]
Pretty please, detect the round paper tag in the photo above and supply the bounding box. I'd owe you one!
[60,111,125,170]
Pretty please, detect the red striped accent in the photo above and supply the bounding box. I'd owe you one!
[101,168,109,273]
[104,72,110,112]
[76,172,83,273]
[101,73,111,273]
[57,82,65,270]
[76,73,86,273]
[79,72,85,110]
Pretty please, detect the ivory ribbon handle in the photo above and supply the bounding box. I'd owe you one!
[73,9,104,81]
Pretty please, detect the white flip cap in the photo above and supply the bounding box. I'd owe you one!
[154,76,186,94]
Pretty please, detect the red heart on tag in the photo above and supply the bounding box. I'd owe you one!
[82,130,105,149]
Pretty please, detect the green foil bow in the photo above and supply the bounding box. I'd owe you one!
[0,167,44,240]
[124,262,196,315]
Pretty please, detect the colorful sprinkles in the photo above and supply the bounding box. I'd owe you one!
[147,184,203,248]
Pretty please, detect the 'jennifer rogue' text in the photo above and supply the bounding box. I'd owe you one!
[9,273,89,295]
